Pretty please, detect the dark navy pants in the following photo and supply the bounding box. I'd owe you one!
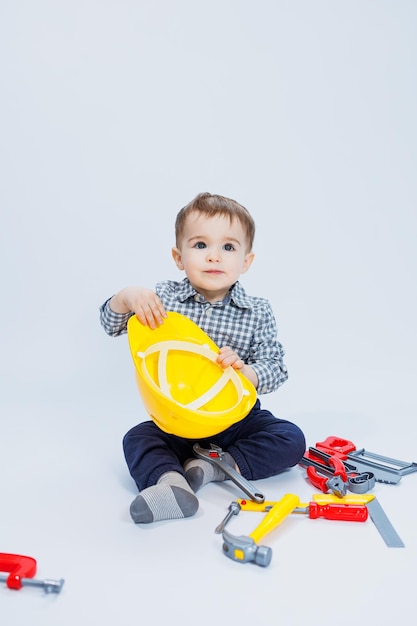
[123,400,306,491]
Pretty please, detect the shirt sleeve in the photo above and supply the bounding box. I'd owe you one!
[246,302,288,394]
[99,297,133,337]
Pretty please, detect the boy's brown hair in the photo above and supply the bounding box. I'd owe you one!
[175,192,255,251]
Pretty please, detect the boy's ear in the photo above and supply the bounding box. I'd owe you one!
[172,247,184,270]
[241,251,255,274]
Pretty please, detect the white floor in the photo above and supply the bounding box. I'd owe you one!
[1,2,416,624]
[1,377,416,626]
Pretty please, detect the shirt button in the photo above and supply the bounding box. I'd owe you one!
[205,309,212,317]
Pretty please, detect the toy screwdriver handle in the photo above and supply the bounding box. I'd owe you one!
[309,502,368,521]
[249,494,300,544]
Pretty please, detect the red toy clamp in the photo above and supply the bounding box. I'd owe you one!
[0,553,64,593]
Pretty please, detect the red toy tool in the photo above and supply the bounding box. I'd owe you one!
[0,553,64,593]
[314,435,417,483]
[301,442,376,494]
[236,499,368,521]
[293,501,368,521]
[305,455,348,497]
[315,436,357,457]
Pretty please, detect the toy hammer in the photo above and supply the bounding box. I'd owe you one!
[222,493,300,567]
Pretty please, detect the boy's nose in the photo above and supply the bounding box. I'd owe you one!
[206,248,221,262]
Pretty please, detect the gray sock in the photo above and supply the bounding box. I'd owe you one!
[129,472,199,524]
[184,452,236,492]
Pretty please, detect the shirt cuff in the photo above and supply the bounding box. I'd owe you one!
[99,297,132,336]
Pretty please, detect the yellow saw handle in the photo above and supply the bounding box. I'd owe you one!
[249,493,300,544]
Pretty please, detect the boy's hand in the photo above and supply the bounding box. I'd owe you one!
[110,287,167,329]
[217,346,258,389]
[216,346,244,370]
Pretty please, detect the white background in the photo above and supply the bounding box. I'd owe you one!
[1,2,416,624]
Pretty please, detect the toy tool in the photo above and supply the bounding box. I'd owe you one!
[0,553,64,593]
[311,493,375,505]
[314,436,417,483]
[215,497,368,534]
[222,493,300,567]
[311,493,404,547]
[215,501,241,534]
[193,443,265,503]
[301,449,376,495]
[366,498,405,547]
[292,502,368,521]
[234,498,368,521]
[304,457,348,497]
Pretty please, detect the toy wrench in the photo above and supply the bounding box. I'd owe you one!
[193,443,265,503]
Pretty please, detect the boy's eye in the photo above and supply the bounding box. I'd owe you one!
[194,241,206,249]
[223,243,235,251]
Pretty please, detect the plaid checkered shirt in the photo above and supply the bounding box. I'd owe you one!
[99,279,288,394]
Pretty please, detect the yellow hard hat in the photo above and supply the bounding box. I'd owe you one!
[127,311,257,438]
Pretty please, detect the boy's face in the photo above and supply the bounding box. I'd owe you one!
[172,211,254,303]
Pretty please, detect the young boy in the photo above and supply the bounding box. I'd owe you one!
[100,192,305,524]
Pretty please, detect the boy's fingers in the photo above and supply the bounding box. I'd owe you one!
[216,351,243,370]
[136,302,167,328]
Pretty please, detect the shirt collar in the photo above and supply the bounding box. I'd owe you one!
[176,278,252,309]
